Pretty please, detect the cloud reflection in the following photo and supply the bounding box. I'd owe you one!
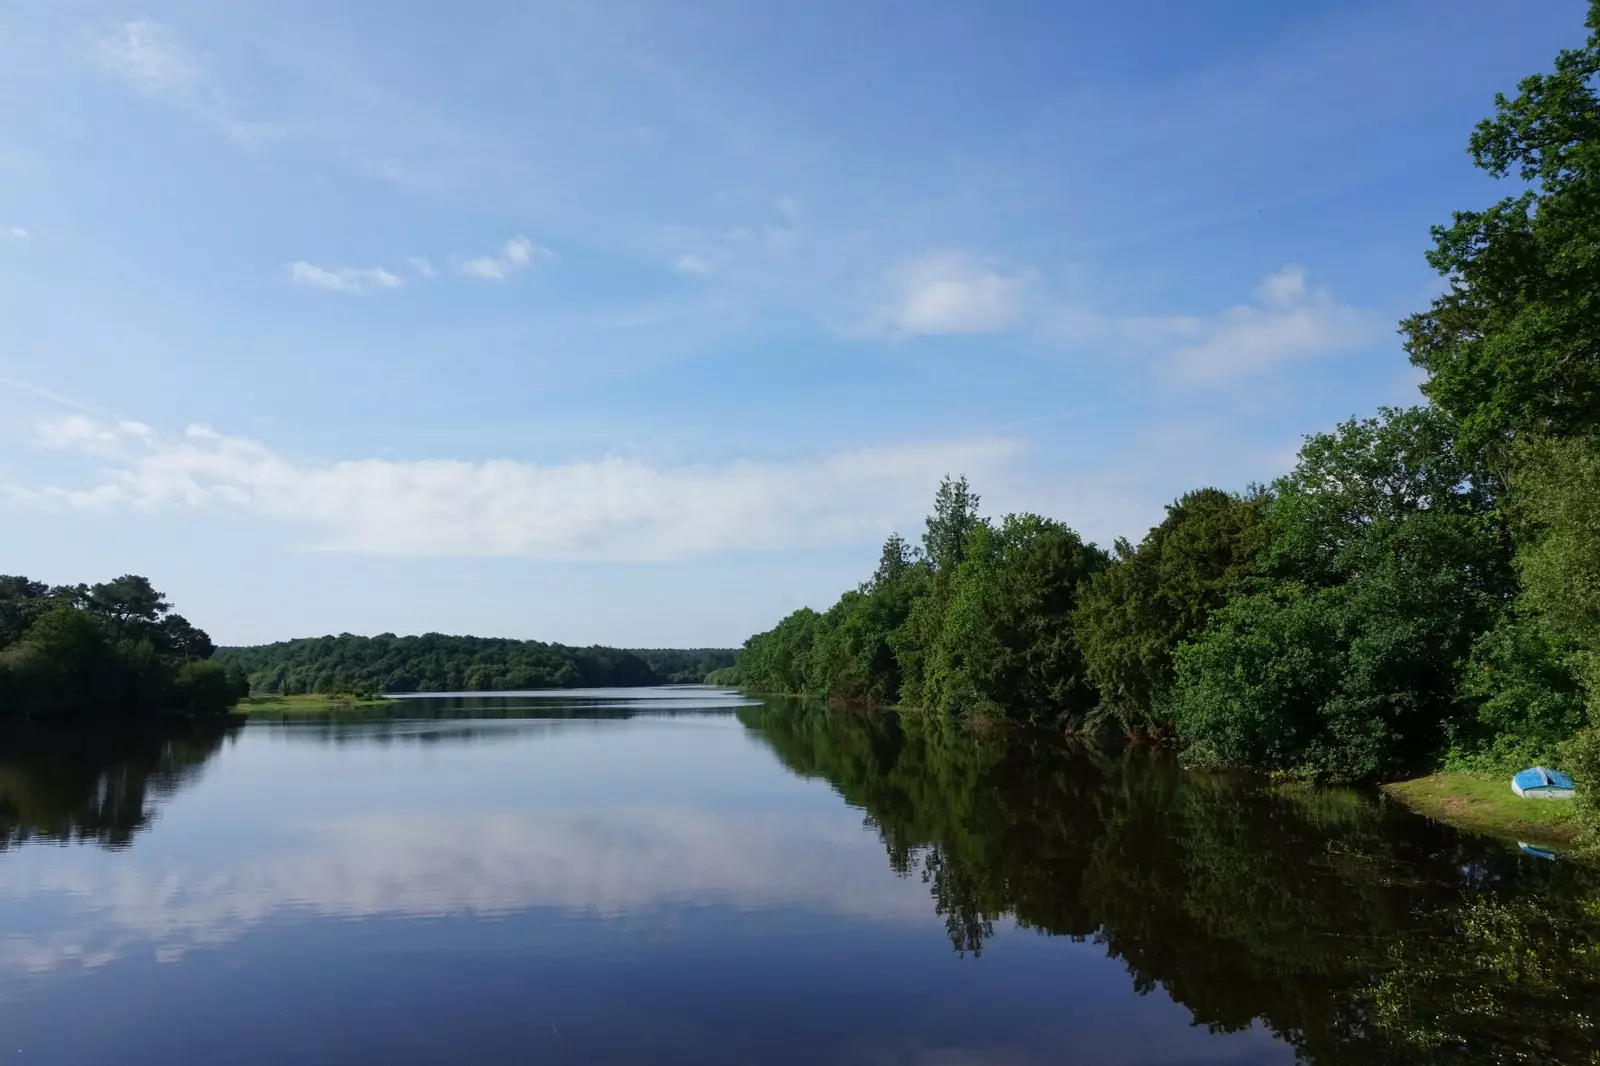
[0,805,933,976]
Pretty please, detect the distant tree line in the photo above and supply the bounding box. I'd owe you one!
[213,635,735,695]
[720,3,1600,807]
[0,575,248,723]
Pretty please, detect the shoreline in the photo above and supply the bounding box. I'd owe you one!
[236,694,400,716]
[1382,771,1583,849]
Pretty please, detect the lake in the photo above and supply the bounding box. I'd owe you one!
[2,687,1597,1064]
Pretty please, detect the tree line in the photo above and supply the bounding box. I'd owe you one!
[0,575,248,724]
[717,4,1600,799]
[213,634,735,696]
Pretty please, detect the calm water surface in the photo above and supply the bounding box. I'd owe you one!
[2,687,1597,1064]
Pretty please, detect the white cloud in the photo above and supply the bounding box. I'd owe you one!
[95,20,198,93]
[1164,266,1374,382]
[674,253,711,276]
[5,226,25,239]
[880,252,1031,336]
[1255,263,1308,308]
[1042,265,1375,384]
[287,261,403,294]
[458,235,548,280]
[405,256,436,277]
[25,418,1021,561]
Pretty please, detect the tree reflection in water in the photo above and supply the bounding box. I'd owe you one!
[0,718,240,850]
[741,702,1600,1064]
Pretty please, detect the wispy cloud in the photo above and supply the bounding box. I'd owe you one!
[23,418,1022,561]
[458,235,549,281]
[95,20,199,93]
[405,256,436,278]
[674,253,712,276]
[0,378,95,413]
[1044,265,1376,384]
[878,252,1032,336]
[1163,265,1375,382]
[5,226,26,239]
[90,19,287,147]
[287,261,403,294]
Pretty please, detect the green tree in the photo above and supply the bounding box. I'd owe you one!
[922,475,981,573]
[917,515,1108,726]
[1172,408,1512,780]
[1074,488,1265,736]
[1402,2,1600,455]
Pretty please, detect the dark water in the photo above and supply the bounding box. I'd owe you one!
[2,689,1597,1064]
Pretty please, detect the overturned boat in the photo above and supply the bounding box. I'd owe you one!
[1511,766,1576,800]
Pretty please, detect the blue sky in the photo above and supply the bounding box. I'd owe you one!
[0,0,1584,647]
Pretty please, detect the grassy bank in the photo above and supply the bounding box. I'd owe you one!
[237,693,399,716]
[1383,771,1582,849]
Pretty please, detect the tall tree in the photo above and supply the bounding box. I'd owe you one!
[922,476,981,573]
[1074,489,1265,735]
[1402,1,1600,455]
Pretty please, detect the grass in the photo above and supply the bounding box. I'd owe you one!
[1383,770,1582,848]
[236,693,399,716]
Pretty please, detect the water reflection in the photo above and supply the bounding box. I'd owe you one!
[0,719,240,850]
[740,703,1600,1063]
[1,697,1597,1064]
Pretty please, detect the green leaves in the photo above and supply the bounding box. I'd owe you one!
[1074,489,1265,735]
[1404,5,1600,453]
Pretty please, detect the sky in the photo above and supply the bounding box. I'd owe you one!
[0,0,1586,648]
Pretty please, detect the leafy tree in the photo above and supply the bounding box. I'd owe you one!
[211,633,714,695]
[0,576,54,646]
[1173,409,1513,780]
[917,515,1107,726]
[730,608,820,694]
[83,575,171,643]
[0,575,237,722]
[1074,489,1265,735]
[1509,435,1600,838]
[1402,2,1600,455]
[922,475,981,573]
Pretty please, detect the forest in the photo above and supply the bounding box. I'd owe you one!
[214,635,735,695]
[717,7,1600,806]
[0,574,247,723]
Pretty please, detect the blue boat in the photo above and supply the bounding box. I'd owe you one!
[1518,841,1560,861]
[1511,766,1576,799]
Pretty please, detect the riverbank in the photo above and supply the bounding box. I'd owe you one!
[1383,771,1582,848]
[236,694,399,716]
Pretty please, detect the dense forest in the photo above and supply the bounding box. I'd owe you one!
[0,575,247,723]
[740,704,1600,1062]
[214,635,735,695]
[719,5,1600,809]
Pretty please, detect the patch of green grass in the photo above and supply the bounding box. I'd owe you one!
[237,693,399,716]
[1383,771,1581,848]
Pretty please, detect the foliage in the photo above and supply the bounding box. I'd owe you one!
[1171,409,1514,780]
[1453,611,1588,769]
[1401,2,1600,455]
[0,575,244,723]
[913,514,1108,725]
[1074,488,1265,735]
[730,486,1105,727]
[1508,435,1600,841]
[213,634,733,695]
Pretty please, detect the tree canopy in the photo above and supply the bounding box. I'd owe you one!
[0,575,245,723]
[213,635,735,695]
